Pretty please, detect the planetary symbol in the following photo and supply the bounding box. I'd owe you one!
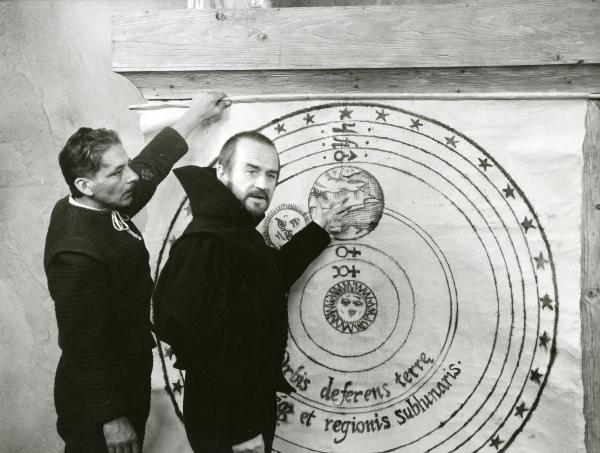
[332,264,360,278]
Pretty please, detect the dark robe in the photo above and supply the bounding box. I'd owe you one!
[154,166,330,452]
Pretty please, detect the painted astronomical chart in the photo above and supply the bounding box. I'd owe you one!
[155,102,558,452]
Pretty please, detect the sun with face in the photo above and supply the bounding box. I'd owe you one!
[323,280,378,334]
[337,293,367,321]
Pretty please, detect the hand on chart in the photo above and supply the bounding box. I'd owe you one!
[311,197,349,236]
[172,90,232,139]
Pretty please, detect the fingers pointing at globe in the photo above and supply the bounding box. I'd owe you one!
[312,197,350,235]
[329,200,350,234]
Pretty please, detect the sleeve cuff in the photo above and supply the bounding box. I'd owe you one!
[94,406,125,425]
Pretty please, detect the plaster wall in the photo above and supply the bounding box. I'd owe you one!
[0,1,185,451]
[0,2,385,451]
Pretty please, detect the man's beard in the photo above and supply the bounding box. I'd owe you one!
[244,188,269,204]
[224,180,269,217]
[243,188,270,217]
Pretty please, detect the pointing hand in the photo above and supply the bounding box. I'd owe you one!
[311,197,349,235]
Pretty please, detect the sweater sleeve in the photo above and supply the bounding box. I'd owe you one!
[47,252,123,423]
[277,221,331,289]
[124,127,188,217]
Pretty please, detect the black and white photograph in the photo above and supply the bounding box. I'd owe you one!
[1,1,598,452]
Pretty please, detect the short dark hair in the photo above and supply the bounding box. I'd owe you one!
[58,127,121,196]
[218,131,277,171]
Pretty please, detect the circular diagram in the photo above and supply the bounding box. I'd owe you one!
[154,102,558,453]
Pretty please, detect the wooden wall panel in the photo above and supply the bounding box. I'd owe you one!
[112,2,600,71]
[582,100,600,453]
[124,64,600,99]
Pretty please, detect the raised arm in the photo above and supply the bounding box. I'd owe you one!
[125,91,231,216]
[171,91,230,139]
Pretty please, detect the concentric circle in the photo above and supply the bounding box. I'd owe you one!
[153,102,558,453]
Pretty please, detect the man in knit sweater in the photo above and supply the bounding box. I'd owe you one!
[44,91,230,453]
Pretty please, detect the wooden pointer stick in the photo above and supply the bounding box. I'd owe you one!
[130,92,600,110]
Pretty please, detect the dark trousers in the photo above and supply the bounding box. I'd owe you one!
[183,370,277,453]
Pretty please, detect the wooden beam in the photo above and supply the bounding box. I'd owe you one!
[120,64,600,100]
[112,2,600,71]
[582,100,600,453]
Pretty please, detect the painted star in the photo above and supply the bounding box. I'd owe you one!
[375,109,390,122]
[502,184,515,199]
[275,123,286,134]
[445,135,459,148]
[478,158,493,171]
[172,380,184,394]
[521,216,536,233]
[165,346,175,360]
[410,118,423,130]
[489,435,505,450]
[514,401,529,418]
[184,203,193,216]
[303,113,315,125]
[534,252,549,270]
[530,368,543,384]
[539,331,551,350]
[339,107,353,120]
[540,293,554,310]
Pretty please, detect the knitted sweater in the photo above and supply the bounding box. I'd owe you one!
[44,127,187,426]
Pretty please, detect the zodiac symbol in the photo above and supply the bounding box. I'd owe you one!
[332,265,361,278]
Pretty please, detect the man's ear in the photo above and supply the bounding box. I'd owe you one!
[73,177,95,197]
[216,162,226,182]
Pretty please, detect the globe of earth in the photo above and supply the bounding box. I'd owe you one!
[308,166,384,240]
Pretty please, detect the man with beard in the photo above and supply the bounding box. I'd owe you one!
[154,131,346,453]
[44,91,230,453]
